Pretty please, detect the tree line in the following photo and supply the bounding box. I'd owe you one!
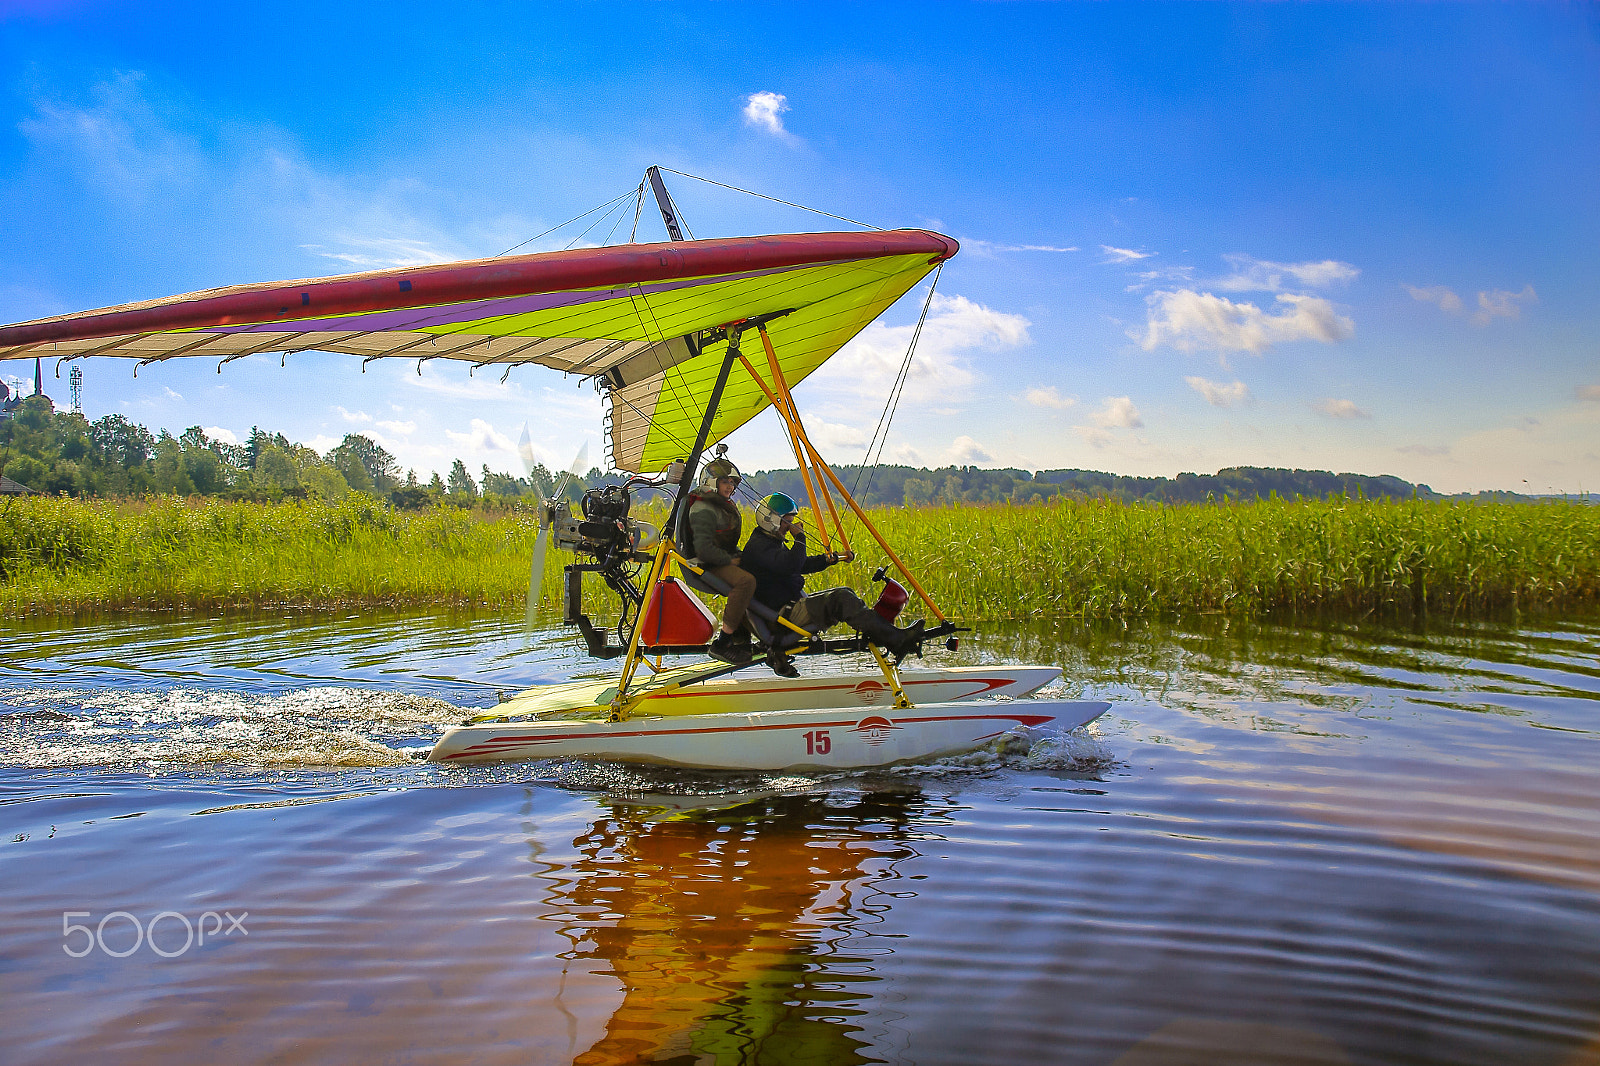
[0,396,557,508]
[5,396,1527,510]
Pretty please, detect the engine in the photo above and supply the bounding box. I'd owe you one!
[551,484,659,563]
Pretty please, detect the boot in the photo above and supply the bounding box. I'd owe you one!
[765,647,800,678]
[708,629,752,665]
[848,609,925,661]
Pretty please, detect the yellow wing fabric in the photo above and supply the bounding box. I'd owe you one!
[0,230,955,472]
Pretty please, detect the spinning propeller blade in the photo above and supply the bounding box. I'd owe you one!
[523,435,590,634]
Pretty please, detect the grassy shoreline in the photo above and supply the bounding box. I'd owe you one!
[2,494,1596,621]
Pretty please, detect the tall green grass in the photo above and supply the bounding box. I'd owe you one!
[1,494,1595,619]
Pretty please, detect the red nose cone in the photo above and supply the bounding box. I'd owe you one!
[873,578,909,622]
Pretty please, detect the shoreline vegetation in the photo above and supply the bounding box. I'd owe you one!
[2,494,1595,621]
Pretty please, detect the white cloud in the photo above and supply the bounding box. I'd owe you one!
[742,91,794,140]
[1072,396,1145,447]
[1313,398,1370,420]
[946,435,993,464]
[810,420,868,451]
[1101,245,1153,263]
[376,419,416,435]
[1471,285,1537,327]
[203,426,238,445]
[335,405,372,423]
[162,387,183,401]
[445,418,515,452]
[1406,284,1464,313]
[1090,396,1143,429]
[1579,384,1600,403]
[1021,385,1076,410]
[304,434,341,453]
[1184,376,1251,407]
[1216,255,1359,292]
[1139,290,1353,355]
[812,291,1029,402]
[891,443,923,465]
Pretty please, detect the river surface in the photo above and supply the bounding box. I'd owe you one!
[1,607,1597,1065]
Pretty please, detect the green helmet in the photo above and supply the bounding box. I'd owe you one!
[755,492,799,533]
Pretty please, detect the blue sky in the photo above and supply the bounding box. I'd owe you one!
[1,1,1595,493]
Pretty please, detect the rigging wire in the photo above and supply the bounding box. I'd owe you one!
[851,262,944,502]
[658,167,881,231]
[628,182,647,242]
[565,194,635,250]
[494,188,639,257]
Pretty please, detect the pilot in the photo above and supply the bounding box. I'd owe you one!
[741,492,924,677]
[685,450,757,664]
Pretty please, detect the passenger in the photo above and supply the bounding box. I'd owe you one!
[741,492,925,677]
[685,451,757,664]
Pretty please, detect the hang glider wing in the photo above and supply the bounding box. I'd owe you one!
[0,231,956,472]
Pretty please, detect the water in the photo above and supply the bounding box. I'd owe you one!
[1,608,1597,1065]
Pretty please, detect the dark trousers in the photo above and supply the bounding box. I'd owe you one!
[784,587,866,632]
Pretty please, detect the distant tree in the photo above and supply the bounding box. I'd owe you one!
[300,463,349,501]
[447,459,478,497]
[90,414,155,469]
[428,470,445,493]
[327,434,397,493]
[255,444,301,493]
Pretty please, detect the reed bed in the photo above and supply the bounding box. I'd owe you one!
[1,494,1595,620]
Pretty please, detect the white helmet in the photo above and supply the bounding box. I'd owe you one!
[695,445,740,494]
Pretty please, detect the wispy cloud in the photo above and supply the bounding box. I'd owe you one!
[1101,245,1153,263]
[376,419,416,436]
[1577,384,1600,403]
[335,406,372,423]
[1021,385,1076,410]
[1184,376,1251,407]
[1406,284,1463,313]
[1215,255,1359,292]
[742,91,796,142]
[1471,285,1537,327]
[1398,443,1450,456]
[303,236,459,269]
[1140,290,1353,355]
[1407,283,1537,327]
[962,239,1079,258]
[1313,398,1370,420]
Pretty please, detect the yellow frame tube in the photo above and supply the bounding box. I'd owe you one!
[867,643,913,710]
[737,351,834,552]
[611,534,677,715]
[758,327,851,552]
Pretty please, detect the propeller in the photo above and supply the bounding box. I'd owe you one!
[521,425,589,633]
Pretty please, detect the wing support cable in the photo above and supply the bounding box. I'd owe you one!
[852,261,943,501]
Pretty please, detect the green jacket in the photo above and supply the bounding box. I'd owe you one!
[686,492,742,567]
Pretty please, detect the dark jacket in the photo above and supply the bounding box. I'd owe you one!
[741,526,833,611]
[685,492,742,567]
